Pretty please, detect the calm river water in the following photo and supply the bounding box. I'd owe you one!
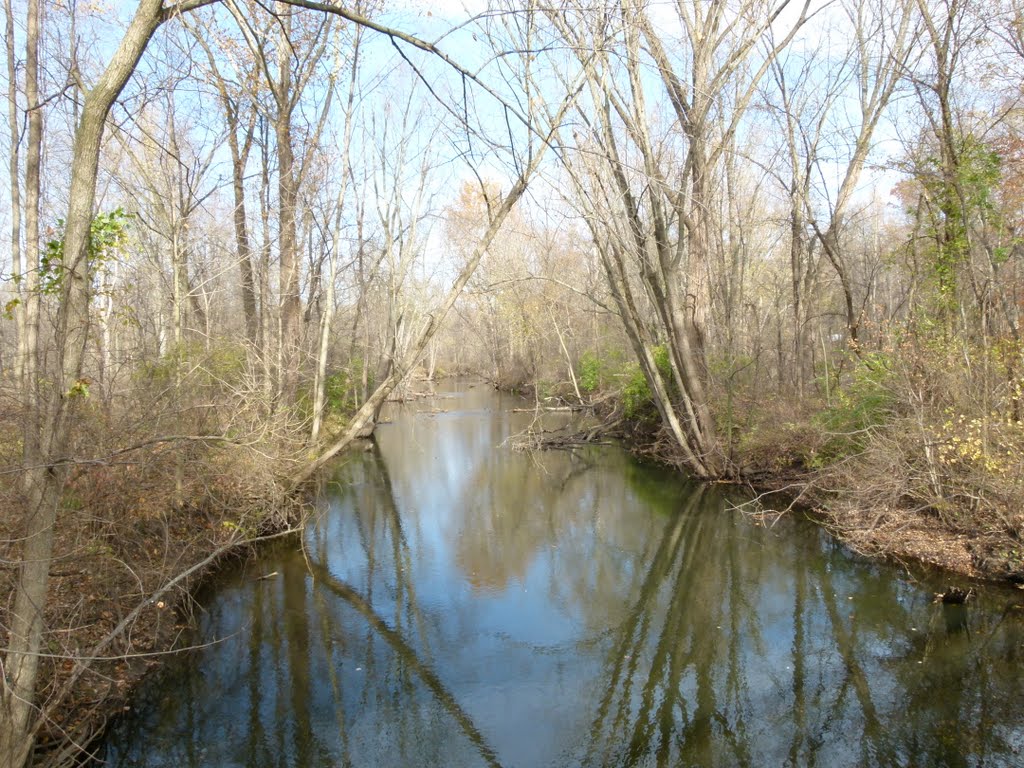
[104,381,1024,767]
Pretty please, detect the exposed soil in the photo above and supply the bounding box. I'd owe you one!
[816,502,1024,585]
[733,469,1024,592]
[839,513,978,575]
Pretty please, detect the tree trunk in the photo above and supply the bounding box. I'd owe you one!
[289,109,572,487]
[0,3,166,763]
[193,27,259,346]
[3,0,24,392]
[312,19,360,441]
[231,132,259,345]
[275,8,301,403]
[22,0,41,438]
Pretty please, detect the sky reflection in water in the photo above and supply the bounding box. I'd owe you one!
[105,382,1024,768]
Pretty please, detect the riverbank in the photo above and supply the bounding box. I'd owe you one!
[510,383,1024,588]
[100,380,1024,767]
[662,434,1022,588]
[734,401,1024,586]
[4,378,1020,765]
[0,439,308,768]
[734,467,1004,583]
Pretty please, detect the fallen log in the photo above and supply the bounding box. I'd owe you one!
[511,405,588,413]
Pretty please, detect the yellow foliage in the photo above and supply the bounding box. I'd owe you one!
[934,410,1024,478]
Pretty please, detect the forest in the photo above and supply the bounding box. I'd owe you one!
[1,0,1022,765]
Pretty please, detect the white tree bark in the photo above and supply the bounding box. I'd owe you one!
[312,25,362,442]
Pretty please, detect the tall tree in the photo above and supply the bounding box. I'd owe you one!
[0,5,196,763]
[808,0,918,349]
[225,0,334,402]
[4,0,43,475]
[191,13,262,347]
[550,0,808,478]
[311,19,363,442]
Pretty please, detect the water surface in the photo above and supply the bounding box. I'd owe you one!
[105,382,1024,767]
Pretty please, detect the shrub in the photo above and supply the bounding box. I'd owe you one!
[578,352,601,394]
[621,362,652,419]
[324,359,368,416]
[812,351,895,465]
[620,345,673,421]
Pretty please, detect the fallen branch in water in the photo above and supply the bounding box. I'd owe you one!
[27,525,304,768]
[511,405,589,413]
[386,390,436,402]
[508,416,624,452]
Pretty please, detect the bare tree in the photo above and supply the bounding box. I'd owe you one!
[808,0,919,349]
[549,0,808,478]
[311,20,363,442]
[224,0,334,403]
[4,0,43,480]
[191,13,262,347]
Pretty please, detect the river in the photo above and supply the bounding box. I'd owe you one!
[103,381,1024,767]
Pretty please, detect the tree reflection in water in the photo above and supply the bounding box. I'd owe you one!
[104,384,1024,768]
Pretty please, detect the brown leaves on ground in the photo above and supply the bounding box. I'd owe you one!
[834,504,979,577]
[0,440,302,764]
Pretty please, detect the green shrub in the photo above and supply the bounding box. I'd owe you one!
[324,359,369,416]
[620,345,674,421]
[579,352,601,394]
[621,362,652,419]
[812,352,894,465]
[652,345,672,380]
